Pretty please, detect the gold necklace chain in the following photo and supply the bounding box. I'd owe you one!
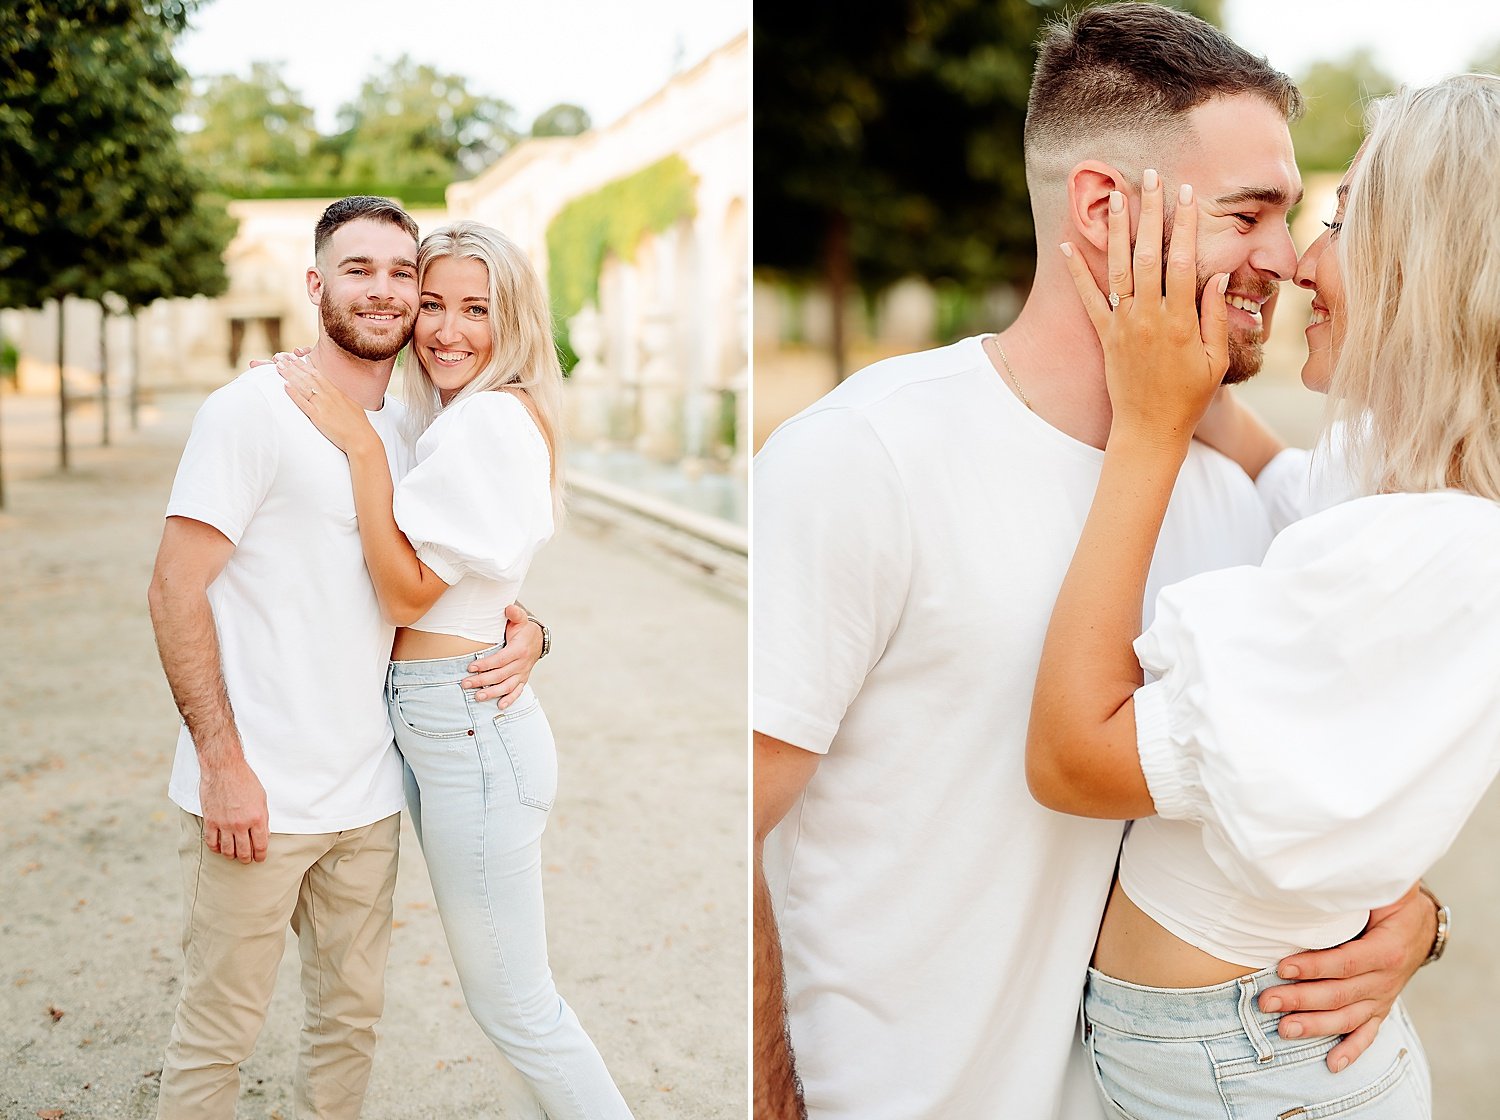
[988,335,1033,411]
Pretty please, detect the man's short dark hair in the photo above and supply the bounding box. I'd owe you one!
[1025,3,1302,163]
[313,196,419,261]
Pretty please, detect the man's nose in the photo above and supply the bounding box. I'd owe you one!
[1254,222,1299,282]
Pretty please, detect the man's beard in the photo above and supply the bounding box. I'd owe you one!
[321,299,414,361]
[1196,269,1274,386]
[1223,325,1263,386]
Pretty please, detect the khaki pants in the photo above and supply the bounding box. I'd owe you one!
[156,809,400,1120]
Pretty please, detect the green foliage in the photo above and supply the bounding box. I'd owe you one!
[716,388,738,455]
[0,334,18,385]
[0,0,225,310]
[545,156,698,368]
[754,0,1224,292]
[180,61,597,204]
[1289,50,1398,173]
[182,63,327,193]
[231,182,451,206]
[331,56,519,184]
[531,103,592,138]
[110,191,236,311]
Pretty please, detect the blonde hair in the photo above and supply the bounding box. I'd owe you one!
[404,220,566,518]
[1330,74,1500,501]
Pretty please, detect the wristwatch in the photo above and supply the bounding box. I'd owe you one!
[526,613,551,659]
[1417,883,1450,965]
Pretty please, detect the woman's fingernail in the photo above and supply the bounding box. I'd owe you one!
[1059,243,1074,258]
[1283,1021,1304,1038]
[1334,1056,1349,1073]
[1109,191,1123,213]
[1279,964,1300,979]
[1219,274,1230,294]
[1262,996,1282,1013]
[1143,168,1159,191]
[1179,183,1194,205]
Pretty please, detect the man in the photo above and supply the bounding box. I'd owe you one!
[147,196,544,1119]
[752,8,1440,1119]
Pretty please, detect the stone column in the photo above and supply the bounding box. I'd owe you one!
[565,303,611,450]
[602,258,639,445]
[635,308,682,461]
[728,287,749,477]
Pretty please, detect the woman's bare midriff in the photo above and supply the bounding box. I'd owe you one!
[391,626,496,662]
[1092,879,1261,988]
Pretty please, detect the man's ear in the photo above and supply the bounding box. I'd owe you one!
[1068,162,1132,253]
[306,265,324,307]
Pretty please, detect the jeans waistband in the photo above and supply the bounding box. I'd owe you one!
[1085,966,1284,1041]
[386,642,504,687]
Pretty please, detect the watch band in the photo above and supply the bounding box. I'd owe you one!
[1417,883,1450,965]
[526,614,551,659]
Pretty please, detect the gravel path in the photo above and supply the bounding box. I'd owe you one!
[0,390,747,1120]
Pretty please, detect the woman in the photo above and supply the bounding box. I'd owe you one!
[275,221,633,1119]
[1028,75,1500,1118]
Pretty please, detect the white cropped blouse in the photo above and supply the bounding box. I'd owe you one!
[1119,489,1500,965]
[393,390,553,643]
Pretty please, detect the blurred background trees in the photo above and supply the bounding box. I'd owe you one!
[754,0,1222,376]
[0,0,598,492]
[0,0,232,487]
[181,56,593,204]
[181,62,328,191]
[1288,49,1397,171]
[331,57,520,184]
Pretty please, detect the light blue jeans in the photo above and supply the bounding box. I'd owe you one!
[1084,966,1431,1119]
[387,648,633,1120]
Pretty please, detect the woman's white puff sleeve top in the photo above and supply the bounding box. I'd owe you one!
[1253,423,1357,534]
[393,391,553,643]
[1123,491,1500,959]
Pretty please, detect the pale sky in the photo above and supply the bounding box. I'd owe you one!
[1225,0,1500,86]
[175,0,748,133]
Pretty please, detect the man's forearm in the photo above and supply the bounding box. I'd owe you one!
[754,854,807,1120]
[148,578,241,764]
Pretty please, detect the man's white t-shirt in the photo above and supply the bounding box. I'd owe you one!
[164,366,413,832]
[753,337,1274,1119]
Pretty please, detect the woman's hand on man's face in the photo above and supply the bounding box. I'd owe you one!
[1061,168,1232,450]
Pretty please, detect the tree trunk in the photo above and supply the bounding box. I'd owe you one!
[57,298,69,472]
[825,211,851,383]
[130,310,141,431]
[99,301,110,447]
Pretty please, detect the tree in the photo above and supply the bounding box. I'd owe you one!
[531,102,592,138]
[331,56,519,184]
[1289,50,1398,173]
[181,62,328,192]
[755,0,1223,377]
[0,0,214,476]
[106,188,236,431]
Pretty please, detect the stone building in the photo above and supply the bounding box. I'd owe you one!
[4,32,749,504]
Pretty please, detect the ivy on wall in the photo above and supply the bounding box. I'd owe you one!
[545,155,698,370]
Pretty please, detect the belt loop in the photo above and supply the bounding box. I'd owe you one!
[1237,976,1275,1063]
